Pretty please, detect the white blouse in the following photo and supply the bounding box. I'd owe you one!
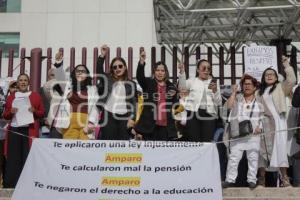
[104,82,127,114]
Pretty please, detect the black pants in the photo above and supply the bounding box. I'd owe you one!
[49,127,62,139]
[184,109,216,142]
[3,127,29,188]
[0,139,5,186]
[143,125,169,141]
[99,110,131,140]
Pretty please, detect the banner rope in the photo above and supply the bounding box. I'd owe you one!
[213,126,300,144]
[0,124,300,145]
[0,126,35,139]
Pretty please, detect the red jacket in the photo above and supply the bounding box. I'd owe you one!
[3,91,45,152]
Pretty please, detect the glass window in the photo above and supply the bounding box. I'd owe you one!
[0,0,21,12]
[0,33,20,58]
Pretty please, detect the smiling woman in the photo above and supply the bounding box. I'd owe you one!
[256,55,297,187]
[2,73,45,188]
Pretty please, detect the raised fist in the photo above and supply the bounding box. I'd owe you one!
[231,84,239,95]
[140,51,146,64]
[178,63,185,73]
[282,55,290,68]
[100,45,108,57]
[55,51,63,62]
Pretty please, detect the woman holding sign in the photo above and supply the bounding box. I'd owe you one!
[256,56,296,187]
[2,74,45,188]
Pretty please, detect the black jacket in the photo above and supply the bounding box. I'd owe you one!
[96,56,137,119]
[134,61,178,138]
[292,85,300,108]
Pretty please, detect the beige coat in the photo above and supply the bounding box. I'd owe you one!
[256,66,296,166]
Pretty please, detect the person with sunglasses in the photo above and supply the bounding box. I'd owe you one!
[96,45,137,140]
[133,51,178,141]
[178,59,222,142]
[48,51,99,140]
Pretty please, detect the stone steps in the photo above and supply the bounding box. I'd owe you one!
[0,189,13,199]
[224,198,300,200]
[1,188,300,199]
[223,187,300,200]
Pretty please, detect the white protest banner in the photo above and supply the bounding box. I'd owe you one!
[12,139,222,200]
[244,45,277,80]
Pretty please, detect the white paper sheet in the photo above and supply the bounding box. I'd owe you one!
[12,96,34,126]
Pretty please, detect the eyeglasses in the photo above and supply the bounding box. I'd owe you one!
[243,83,254,86]
[113,64,124,70]
[75,69,87,74]
[201,66,212,72]
[264,73,276,77]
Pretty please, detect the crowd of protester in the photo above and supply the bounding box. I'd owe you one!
[0,45,299,190]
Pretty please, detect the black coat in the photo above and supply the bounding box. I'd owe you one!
[96,56,137,119]
[134,62,178,138]
[292,85,300,108]
[292,85,300,144]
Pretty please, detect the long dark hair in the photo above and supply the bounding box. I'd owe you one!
[195,59,211,77]
[70,64,92,91]
[152,61,170,82]
[258,67,279,96]
[109,57,128,81]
